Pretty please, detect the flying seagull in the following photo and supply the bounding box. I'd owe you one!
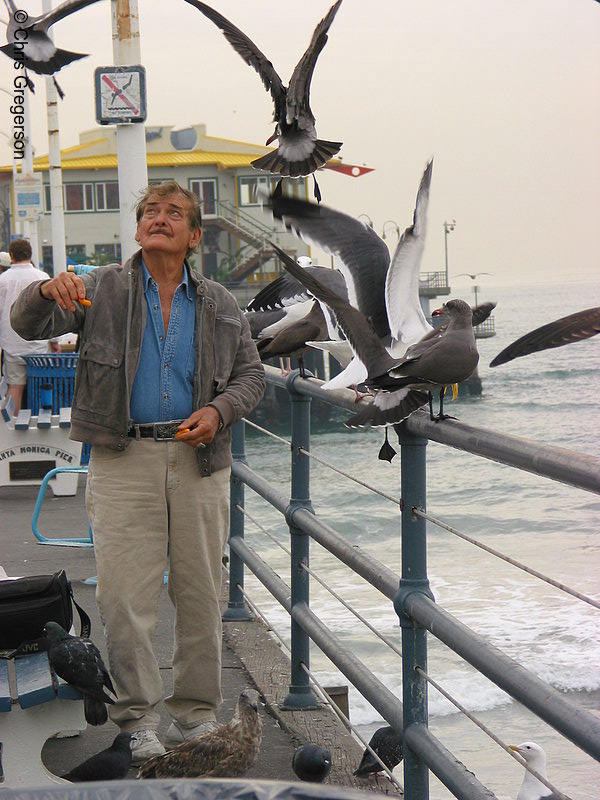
[490,306,600,367]
[270,242,479,425]
[246,262,349,376]
[354,725,403,779]
[183,0,342,197]
[138,688,262,779]
[267,160,434,392]
[62,732,132,782]
[509,741,561,800]
[1,0,103,96]
[292,743,332,782]
[44,621,116,726]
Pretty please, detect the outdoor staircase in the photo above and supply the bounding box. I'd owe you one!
[206,201,279,283]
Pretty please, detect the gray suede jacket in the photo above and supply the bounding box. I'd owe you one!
[10,251,265,476]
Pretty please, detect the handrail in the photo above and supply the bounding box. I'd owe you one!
[227,365,599,799]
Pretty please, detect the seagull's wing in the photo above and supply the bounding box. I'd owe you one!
[37,0,104,30]
[471,301,496,327]
[183,0,286,119]
[286,0,342,131]
[385,160,434,345]
[490,306,600,367]
[271,243,395,380]
[247,267,347,311]
[268,194,391,339]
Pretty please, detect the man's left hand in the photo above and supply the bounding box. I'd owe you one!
[176,406,222,447]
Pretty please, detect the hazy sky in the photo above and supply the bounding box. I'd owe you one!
[1,0,599,289]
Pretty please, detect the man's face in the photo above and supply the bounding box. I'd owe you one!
[135,193,201,258]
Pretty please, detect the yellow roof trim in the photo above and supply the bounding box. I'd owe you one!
[1,151,267,173]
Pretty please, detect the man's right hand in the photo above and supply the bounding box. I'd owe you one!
[40,273,88,313]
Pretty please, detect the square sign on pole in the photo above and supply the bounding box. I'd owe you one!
[14,173,43,221]
[94,65,147,125]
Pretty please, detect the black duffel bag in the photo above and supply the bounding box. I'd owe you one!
[0,569,90,651]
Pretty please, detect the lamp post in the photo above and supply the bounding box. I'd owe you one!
[382,220,400,240]
[358,213,373,228]
[443,219,455,287]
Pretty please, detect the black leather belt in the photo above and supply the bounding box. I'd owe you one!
[128,421,184,441]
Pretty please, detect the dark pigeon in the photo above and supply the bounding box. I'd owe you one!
[62,732,132,782]
[354,725,403,778]
[183,0,343,186]
[44,621,116,726]
[292,743,332,783]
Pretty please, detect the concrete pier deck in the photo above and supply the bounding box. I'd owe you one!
[1,480,397,794]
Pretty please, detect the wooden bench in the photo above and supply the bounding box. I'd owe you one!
[0,652,86,787]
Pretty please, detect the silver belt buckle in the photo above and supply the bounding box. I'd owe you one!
[153,421,182,441]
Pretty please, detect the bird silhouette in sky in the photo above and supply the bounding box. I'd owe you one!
[183,0,343,199]
[44,621,116,726]
[1,0,103,97]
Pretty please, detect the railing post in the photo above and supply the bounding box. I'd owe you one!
[223,420,253,621]
[282,371,319,709]
[394,424,434,800]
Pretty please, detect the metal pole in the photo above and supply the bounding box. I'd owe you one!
[43,0,67,276]
[21,90,40,264]
[111,0,147,261]
[224,421,252,621]
[282,370,319,709]
[394,424,434,800]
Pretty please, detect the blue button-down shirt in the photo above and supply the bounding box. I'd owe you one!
[129,261,196,423]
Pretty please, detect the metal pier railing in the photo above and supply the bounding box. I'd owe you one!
[225,365,600,800]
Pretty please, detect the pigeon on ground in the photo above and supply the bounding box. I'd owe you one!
[1,0,102,97]
[292,743,332,782]
[138,688,262,779]
[183,0,342,196]
[270,243,479,425]
[44,621,116,726]
[354,725,403,778]
[62,732,132,782]
[509,741,561,800]
[490,306,600,367]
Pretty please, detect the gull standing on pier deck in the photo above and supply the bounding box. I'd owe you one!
[183,0,343,198]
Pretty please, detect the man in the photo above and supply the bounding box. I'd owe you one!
[11,181,265,764]
[0,238,53,414]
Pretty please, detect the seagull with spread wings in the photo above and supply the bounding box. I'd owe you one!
[183,0,342,198]
[270,242,479,426]
[1,0,103,96]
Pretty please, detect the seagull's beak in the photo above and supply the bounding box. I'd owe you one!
[508,745,521,754]
[432,305,446,316]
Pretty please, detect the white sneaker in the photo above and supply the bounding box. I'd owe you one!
[130,729,166,764]
[165,719,219,748]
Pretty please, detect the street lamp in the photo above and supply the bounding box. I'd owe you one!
[443,219,455,286]
[358,213,373,228]
[382,220,400,240]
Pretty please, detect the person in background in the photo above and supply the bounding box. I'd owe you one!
[0,251,11,274]
[10,180,266,765]
[0,238,55,414]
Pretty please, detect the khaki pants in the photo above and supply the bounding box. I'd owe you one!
[86,439,230,732]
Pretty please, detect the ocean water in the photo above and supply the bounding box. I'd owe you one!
[239,278,600,799]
